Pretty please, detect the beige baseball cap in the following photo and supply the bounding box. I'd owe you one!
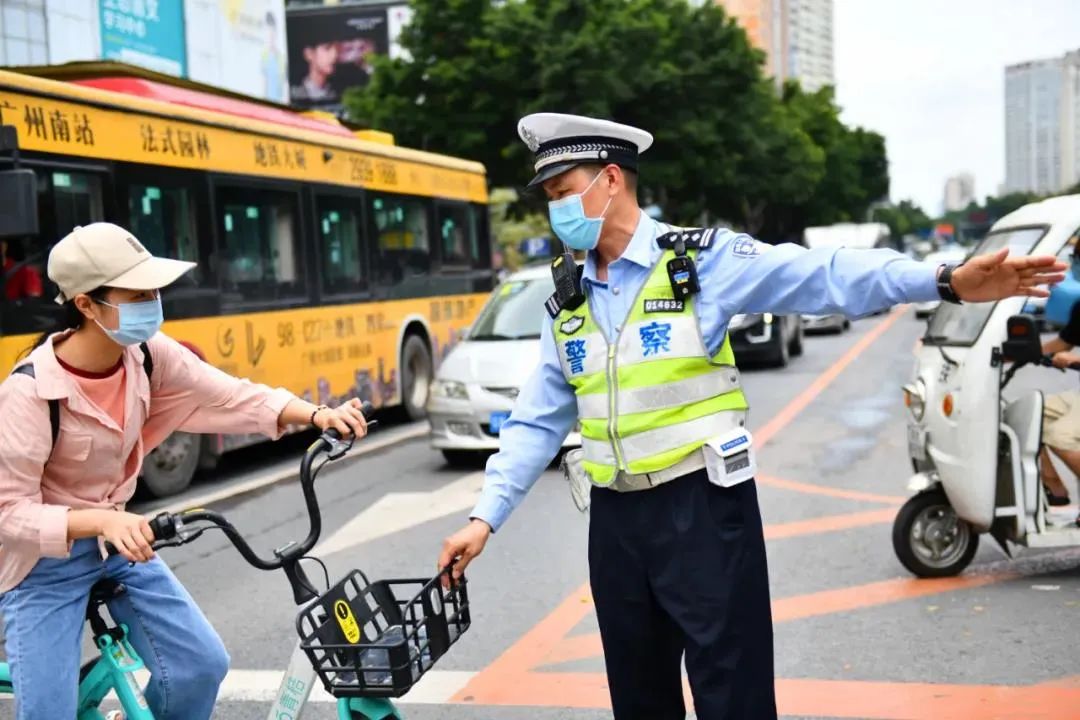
[48,223,196,304]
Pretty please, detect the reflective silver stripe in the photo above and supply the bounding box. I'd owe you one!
[583,410,746,466]
[575,368,740,419]
[556,330,607,379]
[617,315,704,365]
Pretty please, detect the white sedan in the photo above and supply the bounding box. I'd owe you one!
[427,265,581,466]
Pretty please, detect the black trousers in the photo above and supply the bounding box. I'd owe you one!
[589,471,777,720]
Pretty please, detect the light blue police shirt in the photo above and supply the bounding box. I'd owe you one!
[470,211,939,531]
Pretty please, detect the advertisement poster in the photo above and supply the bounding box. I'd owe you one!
[285,5,394,111]
[100,0,187,77]
[185,0,289,103]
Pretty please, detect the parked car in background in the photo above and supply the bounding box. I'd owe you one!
[801,312,851,335]
[427,265,581,467]
[730,312,803,368]
[913,244,970,319]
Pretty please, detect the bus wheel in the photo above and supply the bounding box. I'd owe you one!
[401,335,433,421]
[142,432,201,498]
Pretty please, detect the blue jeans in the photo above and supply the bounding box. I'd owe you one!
[0,538,229,719]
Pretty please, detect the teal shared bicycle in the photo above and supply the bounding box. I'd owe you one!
[0,407,471,720]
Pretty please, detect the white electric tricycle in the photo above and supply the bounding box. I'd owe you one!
[894,195,1080,577]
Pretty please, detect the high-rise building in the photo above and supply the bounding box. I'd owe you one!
[943,173,976,213]
[713,0,834,92]
[785,0,833,92]
[1004,52,1080,195]
[1059,50,1080,192]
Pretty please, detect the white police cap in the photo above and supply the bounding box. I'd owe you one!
[517,113,654,188]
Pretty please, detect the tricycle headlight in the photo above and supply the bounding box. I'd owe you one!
[432,379,468,400]
[903,379,926,421]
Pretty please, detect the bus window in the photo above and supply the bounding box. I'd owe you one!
[51,171,104,240]
[1,168,105,338]
[369,193,432,289]
[316,196,366,296]
[217,187,305,303]
[437,201,477,268]
[126,184,200,282]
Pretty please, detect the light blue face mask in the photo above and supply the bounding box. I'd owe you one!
[95,295,164,346]
[548,171,613,252]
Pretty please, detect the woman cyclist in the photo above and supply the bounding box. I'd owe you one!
[0,223,369,719]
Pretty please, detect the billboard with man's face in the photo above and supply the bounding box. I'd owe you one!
[285,5,394,111]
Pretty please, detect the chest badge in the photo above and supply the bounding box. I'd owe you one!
[560,316,585,335]
[643,299,685,313]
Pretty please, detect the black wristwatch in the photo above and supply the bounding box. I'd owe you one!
[936,263,962,305]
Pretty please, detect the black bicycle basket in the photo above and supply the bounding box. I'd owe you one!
[297,568,470,698]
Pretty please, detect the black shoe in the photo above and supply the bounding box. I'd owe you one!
[1045,488,1071,506]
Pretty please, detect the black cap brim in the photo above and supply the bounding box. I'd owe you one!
[525,161,583,190]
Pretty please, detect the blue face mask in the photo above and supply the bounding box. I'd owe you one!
[95,295,164,346]
[548,171,613,251]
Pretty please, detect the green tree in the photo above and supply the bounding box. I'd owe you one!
[346,0,889,242]
[874,199,932,242]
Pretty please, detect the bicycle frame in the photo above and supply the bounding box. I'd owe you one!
[77,625,153,720]
[266,640,401,720]
[0,621,153,720]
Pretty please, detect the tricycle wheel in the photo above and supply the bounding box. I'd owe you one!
[892,489,979,577]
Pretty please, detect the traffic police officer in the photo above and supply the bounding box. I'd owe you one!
[438,113,1065,719]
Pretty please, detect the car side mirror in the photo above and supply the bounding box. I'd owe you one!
[1001,314,1041,364]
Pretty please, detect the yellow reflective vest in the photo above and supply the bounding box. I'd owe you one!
[552,249,748,485]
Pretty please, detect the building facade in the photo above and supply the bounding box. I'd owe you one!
[710,0,834,92]
[943,173,975,213]
[0,0,290,103]
[1005,50,1080,195]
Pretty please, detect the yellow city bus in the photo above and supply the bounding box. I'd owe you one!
[0,62,492,496]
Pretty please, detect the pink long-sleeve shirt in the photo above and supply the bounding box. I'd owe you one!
[0,332,295,593]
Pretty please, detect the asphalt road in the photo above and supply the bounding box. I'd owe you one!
[3,307,1078,719]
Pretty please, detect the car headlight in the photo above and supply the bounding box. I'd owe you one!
[903,379,926,421]
[432,379,468,400]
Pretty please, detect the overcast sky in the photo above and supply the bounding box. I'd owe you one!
[834,0,1080,215]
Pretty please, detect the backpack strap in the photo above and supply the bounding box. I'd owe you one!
[12,364,60,457]
[140,342,153,384]
[11,346,152,460]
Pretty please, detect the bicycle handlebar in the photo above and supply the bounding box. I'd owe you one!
[106,402,375,568]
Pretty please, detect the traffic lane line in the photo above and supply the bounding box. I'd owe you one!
[756,474,907,504]
[451,673,1080,718]
[81,668,477,706]
[143,421,429,515]
[754,305,907,448]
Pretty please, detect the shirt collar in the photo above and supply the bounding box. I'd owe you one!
[582,210,664,286]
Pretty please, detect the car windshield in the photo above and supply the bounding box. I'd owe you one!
[924,226,1049,346]
[468,275,554,341]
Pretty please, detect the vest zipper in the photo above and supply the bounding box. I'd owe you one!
[606,341,626,470]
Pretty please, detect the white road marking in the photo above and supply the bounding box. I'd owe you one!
[100,668,474,705]
[145,422,429,514]
[314,472,486,556]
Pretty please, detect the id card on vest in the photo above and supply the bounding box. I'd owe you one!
[702,428,756,488]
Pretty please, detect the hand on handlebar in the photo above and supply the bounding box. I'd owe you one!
[1050,351,1080,370]
[313,398,370,439]
[100,511,156,563]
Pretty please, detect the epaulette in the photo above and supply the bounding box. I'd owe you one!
[545,293,562,319]
[656,228,718,250]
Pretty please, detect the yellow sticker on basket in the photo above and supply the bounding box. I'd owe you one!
[333,600,361,643]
